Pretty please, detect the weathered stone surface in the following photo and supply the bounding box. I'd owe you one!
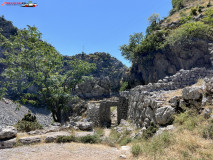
[0,126,17,140]
[182,87,203,100]
[75,76,111,99]
[75,122,93,131]
[203,108,212,119]
[18,136,41,145]
[45,131,71,143]
[155,106,175,125]
[0,138,16,149]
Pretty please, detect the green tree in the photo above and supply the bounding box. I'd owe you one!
[146,13,160,35]
[0,26,96,122]
[120,32,143,62]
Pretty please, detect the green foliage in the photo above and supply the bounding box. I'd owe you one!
[119,81,128,91]
[0,26,96,122]
[79,135,100,144]
[190,7,197,16]
[120,32,143,62]
[94,127,104,136]
[198,6,204,13]
[56,135,76,143]
[202,8,213,25]
[172,0,184,11]
[179,15,192,24]
[146,13,161,35]
[15,111,42,132]
[142,122,159,139]
[109,129,121,141]
[102,137,116,147]
[174,110,204,131]
[166,21,212,47]
[119,137,131,146]
[202,120,213,139]
[131,144,142,157]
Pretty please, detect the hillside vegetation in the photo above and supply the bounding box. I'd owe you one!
[121,0,213,88]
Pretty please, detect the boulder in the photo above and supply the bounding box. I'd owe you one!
[0,138,16,149]
[75,121,93,131]
[155,106,175,125]
[18,136,41,145]
[0,126,17,140]
[182,87,203,100]
[45,131,71,143]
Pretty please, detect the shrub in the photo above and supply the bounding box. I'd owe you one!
[166,21,211,47]
[120,81,128,91]
[174,110,204,131]
[56,135,76,143]
[142,122,158,139]
[79,135,100,144]
[15,111,42,132]
[119,137,132,146]
[131,144,142,157]
[190,8,197,16]
[172,0,184,11]
[202,8,213,25]
[198,6,204,13]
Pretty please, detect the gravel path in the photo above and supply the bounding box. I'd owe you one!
[0,143,130,160]
[0,98,52,128]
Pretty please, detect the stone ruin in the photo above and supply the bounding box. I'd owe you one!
[87,67,213,128]
[87,97,128,127]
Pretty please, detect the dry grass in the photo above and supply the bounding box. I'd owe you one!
[163,89,182,105]
[162,0,213,26]
[132,110,213,160]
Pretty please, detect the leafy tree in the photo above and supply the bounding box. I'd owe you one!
[120,32,143,62]
[0,26,96,122]
[146,13,160,35]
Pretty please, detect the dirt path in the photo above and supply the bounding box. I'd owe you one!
[0,143,131,160]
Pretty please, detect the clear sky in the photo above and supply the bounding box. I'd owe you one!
[1,0,172,67]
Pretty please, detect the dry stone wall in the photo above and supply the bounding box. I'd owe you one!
[120,67,213,128]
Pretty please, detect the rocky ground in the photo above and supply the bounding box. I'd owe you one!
[0,143,131,160]
[0,98,52,129]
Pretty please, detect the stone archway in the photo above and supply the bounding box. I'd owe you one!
[87,97,128,128]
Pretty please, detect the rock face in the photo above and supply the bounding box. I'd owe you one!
[0,138,16,149]
[63,52,127,93]
[125,39,212,88]
[0,126,17,140]
[155,106,175,125]
[75,121,93,131]
[75,76,111,99]
[19,136,42,145]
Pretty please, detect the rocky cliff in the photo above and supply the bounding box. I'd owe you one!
[63,52,127,94]
[123,0,213,88]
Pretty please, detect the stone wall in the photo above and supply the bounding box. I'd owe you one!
[120,67,213,128]
[87,97,128,127]
[121,67,213,98]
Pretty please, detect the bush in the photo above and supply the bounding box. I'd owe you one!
[190,8,197,16]
[56,135,76,143]
[174,110,203,131]
[119,137,132,146]
[102,137,116,147]
[142,122,158,139]
[202,8,213,25]
[15,111,42,132]
[120,81,128,91]
[79,135,100,144]
[166,21,211,47]
[131,144,142,157]
[172,0,184,11]
[198,6,204,13]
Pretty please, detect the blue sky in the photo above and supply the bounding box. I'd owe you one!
[1,0,172,67]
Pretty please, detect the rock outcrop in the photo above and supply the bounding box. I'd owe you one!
[63,52,127,93]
